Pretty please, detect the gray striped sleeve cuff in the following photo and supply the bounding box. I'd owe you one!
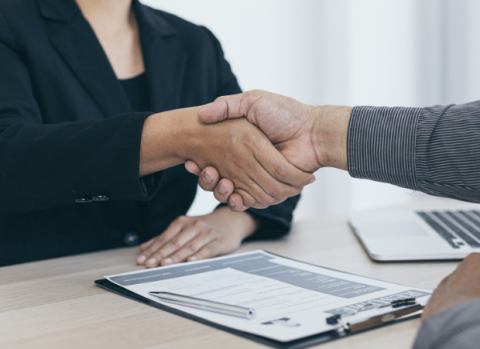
[414,300,480,349]
[414,102,480,202]
[347,105,423,190]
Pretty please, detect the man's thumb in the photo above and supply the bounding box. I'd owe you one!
[198,99,229,124]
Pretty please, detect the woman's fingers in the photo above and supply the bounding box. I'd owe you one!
[136,208,250,268]
[189,240,230,262]
[138,217,221,268]
[162,230,217,265]
[136,217,186,266]
[146,224,201,267]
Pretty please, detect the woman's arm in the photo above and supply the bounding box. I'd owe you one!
[0,14,152,212]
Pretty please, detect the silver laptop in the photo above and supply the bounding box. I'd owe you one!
[348,208,480,261]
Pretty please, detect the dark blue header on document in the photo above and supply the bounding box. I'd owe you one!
[110,252,385,299]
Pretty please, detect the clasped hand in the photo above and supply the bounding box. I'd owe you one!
[184,90,331,211]
[178,112,314,210]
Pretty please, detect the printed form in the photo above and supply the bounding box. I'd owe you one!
[107,250,430,342]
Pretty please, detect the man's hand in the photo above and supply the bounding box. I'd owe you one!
[182,114,313,209]
[422,253,480,320]
[199,90,322,173]
[136,207,258,267]
[185,90,352,210]
[144,106,314,210]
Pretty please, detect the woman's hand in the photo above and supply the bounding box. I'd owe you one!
[140,106,314,210]
[136,207,259,268]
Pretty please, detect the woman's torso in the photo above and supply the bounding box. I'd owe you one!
[0,0,241,265]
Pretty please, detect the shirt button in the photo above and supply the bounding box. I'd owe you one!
[92,195,109,202]
[124,232,139,246]
[75,198,92,203]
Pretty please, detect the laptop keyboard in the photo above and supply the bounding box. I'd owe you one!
[416,212,459,248]
[458,211,480,229]
[445,212,480,242]
[416,210,480,248]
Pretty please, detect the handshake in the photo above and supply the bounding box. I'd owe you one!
[183,90,353,212]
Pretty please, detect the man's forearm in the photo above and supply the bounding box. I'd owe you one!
[310,101,480,202]
[193,90,480,207]
[414,300,480,349]
[312,104,420,188]
[344,105,422,190]
[312,105,352,171]
[339,101,480,203]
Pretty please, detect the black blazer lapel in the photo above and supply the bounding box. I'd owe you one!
[134,2,188,112]
[48,10,131,117]
[40,0,187,116]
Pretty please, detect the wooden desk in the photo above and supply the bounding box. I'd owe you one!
[0,199,471,349]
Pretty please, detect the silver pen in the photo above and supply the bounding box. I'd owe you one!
[148,291,256,320]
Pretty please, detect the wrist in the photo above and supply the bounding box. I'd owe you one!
[311,105,352,170]
[169,106,205,162]
[139,107,203,177]
[213,206,259,239]
[237,211,260,239]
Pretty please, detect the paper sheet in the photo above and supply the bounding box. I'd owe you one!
[106,250,430,342]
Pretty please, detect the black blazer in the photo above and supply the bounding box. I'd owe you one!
[0,0,299,266]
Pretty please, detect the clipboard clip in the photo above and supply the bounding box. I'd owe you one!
[326,298,422,333]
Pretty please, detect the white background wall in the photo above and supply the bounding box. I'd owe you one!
[141,0,480,221]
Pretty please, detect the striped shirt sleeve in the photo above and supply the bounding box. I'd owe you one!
[413,300,480,349]
[347,100,480,203]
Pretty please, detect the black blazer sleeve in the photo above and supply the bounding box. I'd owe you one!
[203,27,301,240]
[0,14,159,213]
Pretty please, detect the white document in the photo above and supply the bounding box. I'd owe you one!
[106,250,431,342]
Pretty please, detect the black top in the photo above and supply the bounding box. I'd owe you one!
[119,73,150,112]
[0,0,300,266]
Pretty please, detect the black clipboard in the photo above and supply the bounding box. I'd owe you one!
[94,252,424,349]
